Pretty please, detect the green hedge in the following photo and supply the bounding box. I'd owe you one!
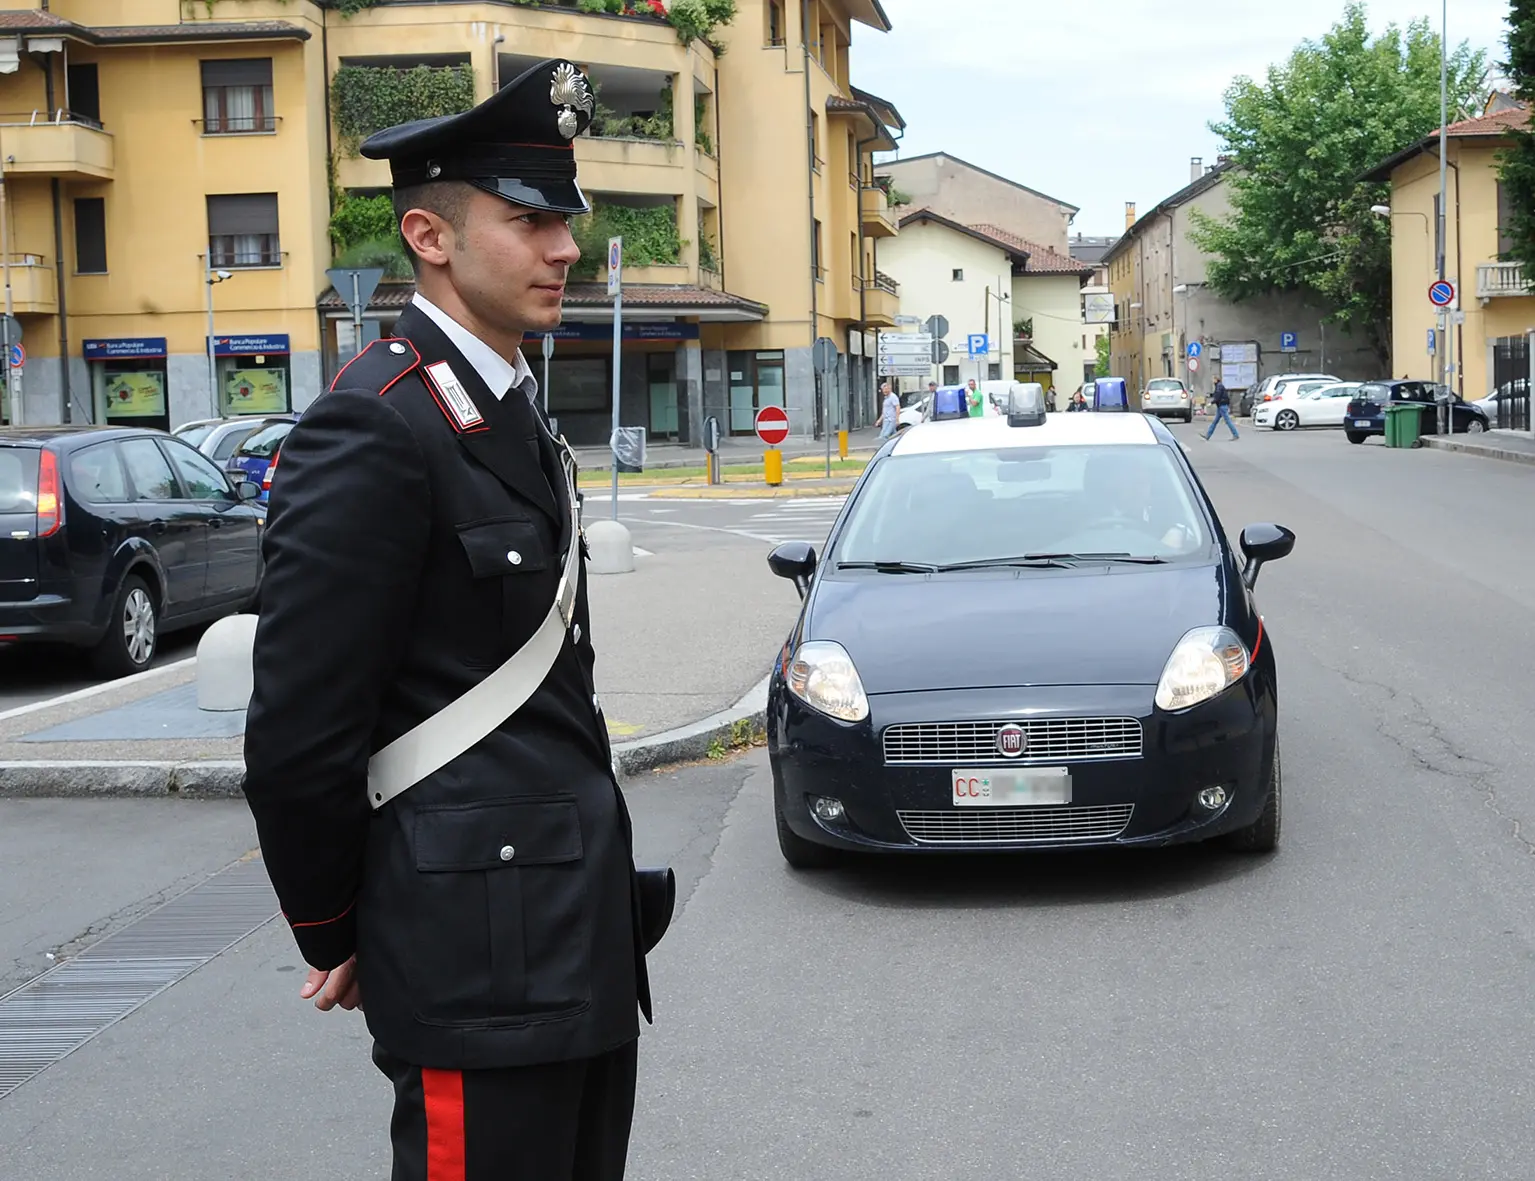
[331,64,475,153]
[570,203,682,278]
[329,191,396,253]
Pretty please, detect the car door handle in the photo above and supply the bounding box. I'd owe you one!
[149,520,167,534]
[209,517,222,529]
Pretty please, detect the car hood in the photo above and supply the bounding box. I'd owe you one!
[806,561,1230,692]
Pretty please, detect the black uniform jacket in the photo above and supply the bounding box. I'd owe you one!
[243,304,647,1071]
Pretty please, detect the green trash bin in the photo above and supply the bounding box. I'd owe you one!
[1385,402,1427,448]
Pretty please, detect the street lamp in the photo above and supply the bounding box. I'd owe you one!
[206,266,232,416]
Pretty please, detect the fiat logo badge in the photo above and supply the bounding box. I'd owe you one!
[996,724,1027,758]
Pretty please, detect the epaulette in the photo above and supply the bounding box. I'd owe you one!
[328,338,422,400]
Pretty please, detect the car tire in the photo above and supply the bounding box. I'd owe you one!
[1183,411,1193,424]
[1345,431,1366,445]
[776,800,841,869]
[1465,418,1486,434]
[1225,743,1281,854]
[1275,410,1299,431]
[91,574,159,679]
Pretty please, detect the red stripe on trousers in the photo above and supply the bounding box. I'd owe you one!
[422,1068,466,1181]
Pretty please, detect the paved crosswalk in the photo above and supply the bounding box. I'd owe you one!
[734,496,848,544]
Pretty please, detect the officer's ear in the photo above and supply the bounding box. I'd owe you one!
[400,207,456,269]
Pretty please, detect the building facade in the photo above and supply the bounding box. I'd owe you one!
[0,0,904,447]
[1365,100,1534,416]
[875,152,1077,252]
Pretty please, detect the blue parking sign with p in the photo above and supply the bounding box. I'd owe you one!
[1280,332,1298,352]
[967,333,989,356]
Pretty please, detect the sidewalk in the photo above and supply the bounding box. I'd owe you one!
[571,423,887,473]
[0,526,799,798]
[1421,428,1535,466]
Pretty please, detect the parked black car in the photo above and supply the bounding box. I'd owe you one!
[0,426,265,676]
[1344,379,1490,443]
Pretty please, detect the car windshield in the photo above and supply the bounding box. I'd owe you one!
[831,444,1212,568]
[1147,380,1182,391]
[234,421,292,459]
[175,423,214,448]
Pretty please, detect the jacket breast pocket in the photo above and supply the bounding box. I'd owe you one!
[455,518,554,666]
[456,518,551,577]
[409,795,590,1025]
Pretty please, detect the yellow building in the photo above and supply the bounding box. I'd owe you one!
[0,0,903,445]
[1107,202,1142,386]
[1366,99,1535,416]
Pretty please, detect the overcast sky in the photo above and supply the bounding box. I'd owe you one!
[857,0,1513,238]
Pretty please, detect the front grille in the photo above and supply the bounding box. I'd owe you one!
[898,805,1134,845]
[882,717,1142,766]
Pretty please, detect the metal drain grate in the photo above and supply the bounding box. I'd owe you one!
[0,857,276,1099]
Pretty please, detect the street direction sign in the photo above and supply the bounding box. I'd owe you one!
[755,404,790,446]
[607,236,623,296]
[931,340,950,365]
[881,366,932,378]
[877,333,933,355]
[1429,280,1456,308]
[1187,341,1203,359]
[925,315,950,339]
[326,267,384,321]
[966,333,989,357]
[1280,332,1298,352]
[1188,357,1200,373]
[812,336,839,373]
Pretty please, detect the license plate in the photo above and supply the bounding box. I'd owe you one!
[1354,419,1371,428]
[952,767,1071,807]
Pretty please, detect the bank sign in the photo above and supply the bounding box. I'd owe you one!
[83,337,167,360]
[212,334,290,357]
[543,322,700,343]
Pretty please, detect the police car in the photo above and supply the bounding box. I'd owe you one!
[764,386,1295,867]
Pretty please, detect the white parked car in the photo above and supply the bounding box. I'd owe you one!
[1242,372,1339,415]
[1253,381,1363,431]
[1141,377,1193,423]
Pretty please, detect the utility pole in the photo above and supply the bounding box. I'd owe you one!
[1437,0,1450,432]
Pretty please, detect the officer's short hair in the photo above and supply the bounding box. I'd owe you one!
[393,181,474,274]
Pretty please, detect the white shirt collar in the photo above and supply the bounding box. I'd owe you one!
[410,293,535,402]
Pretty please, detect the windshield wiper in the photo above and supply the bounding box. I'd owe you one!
[836,560,939,574]
[1024,552,1169,565]
[935,557,1073,571]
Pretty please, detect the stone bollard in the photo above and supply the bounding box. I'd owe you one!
[197,613,258,711]
[584,518,635,574]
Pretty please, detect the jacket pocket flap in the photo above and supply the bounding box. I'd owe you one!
[414,797,583,871]
[456,519,550,577]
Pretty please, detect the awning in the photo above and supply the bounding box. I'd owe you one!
[316,281,769,325]
[1014,344,1058,372]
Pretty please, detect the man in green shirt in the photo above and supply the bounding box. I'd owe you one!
[965,378,984,418]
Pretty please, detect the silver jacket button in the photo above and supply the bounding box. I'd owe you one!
[499,845,515,862]
[572,623,582,643]
[506,550,522,566]
[388,342,406,354]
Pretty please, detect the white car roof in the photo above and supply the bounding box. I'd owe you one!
[890,411,1160,456]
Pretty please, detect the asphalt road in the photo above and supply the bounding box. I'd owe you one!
[4,423,1535,1177]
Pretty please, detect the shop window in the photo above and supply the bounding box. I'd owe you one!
[202,59,275,134]
[207,193,281,268]
[74,197,107,274]
[219,354,291,416]
[96,362,168,430]
[647,352,679,439]
[727,350,785,434]
[548,357,610,413]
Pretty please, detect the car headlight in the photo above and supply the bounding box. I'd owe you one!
[786,640,869,722]
[1155,626,1251,711]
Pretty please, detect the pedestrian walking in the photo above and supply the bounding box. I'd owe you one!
[879,381,900,438]
[242,59,674,1181]
[1205,378,1239,440]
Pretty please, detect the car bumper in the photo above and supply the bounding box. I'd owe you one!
[1252,409,1275,427]
[1143,401,1191,417]
[1347,415,1384,434]
[0,588,101,646]
[769,680,1277,854]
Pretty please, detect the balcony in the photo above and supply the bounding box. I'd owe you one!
[2,254,56,314]
[860,184,897,238]
[0,112,114,181]
[862,271,900,326]
[1476,261,1534,300]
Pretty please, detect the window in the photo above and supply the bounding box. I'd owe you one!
[766,0,785,45]
[210,423,261,461]
[164,440,232,500]
[810,111,821,170]
[233,421,294,460]
[67,443,130,503]
[942,364,959,385]
[952,268,964,282]
[119,438,178,501]
[201,59,275,134]
[207,193,280,268]
[987,363,1002,381]
[1499,181,1515,257]
[812,218,822,279]
[66,62,100,124]
[74,197,107,274]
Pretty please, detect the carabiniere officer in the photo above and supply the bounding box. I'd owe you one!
[242,58,672,1181]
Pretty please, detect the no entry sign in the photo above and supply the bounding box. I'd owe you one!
[755,404,790,446]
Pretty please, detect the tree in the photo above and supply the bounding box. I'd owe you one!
[1094,334,1111,378]
[1191,3,1486,365]
[1497,1,1535,273]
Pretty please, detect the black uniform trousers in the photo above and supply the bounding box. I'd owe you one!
[373,1039,638,1181]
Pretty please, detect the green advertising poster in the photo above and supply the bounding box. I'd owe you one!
[224,367,289,415]
[105,371,167,418]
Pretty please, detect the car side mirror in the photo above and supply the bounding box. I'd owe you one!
[235,480,262,502]
[1239,524,1295,590]
[767,541,817,599]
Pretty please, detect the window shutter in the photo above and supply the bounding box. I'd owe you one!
[201,59,273,88]
[207,193,279,236]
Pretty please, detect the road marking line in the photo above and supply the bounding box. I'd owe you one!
[0,656,196,724]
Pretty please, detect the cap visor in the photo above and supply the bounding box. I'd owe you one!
[471,177,591,216]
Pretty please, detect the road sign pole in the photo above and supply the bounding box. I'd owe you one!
[610,285,622,520]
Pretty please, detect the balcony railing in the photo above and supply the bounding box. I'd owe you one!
[0,110,113,180]
[872,270,899,295]
[1476,261,1534,299]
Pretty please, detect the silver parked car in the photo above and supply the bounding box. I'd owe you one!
[173,417,272,464]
